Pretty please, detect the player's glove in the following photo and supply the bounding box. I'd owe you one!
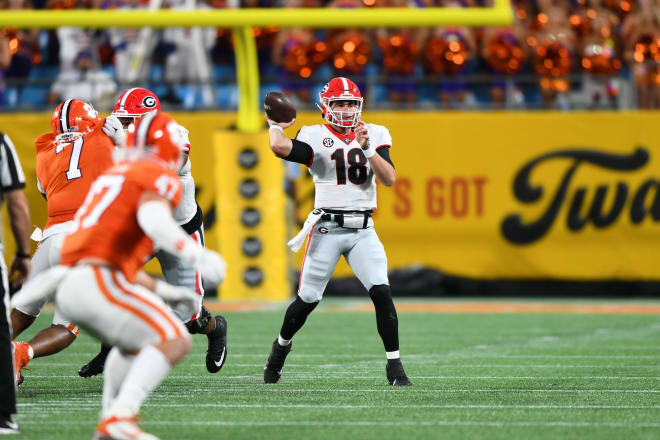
[154,279,201,312]
[102,115,126,148]
[193,249,227,287]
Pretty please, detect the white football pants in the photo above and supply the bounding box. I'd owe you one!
[14,232,78,334]
[297,218,389,303]
[55,265,187,352]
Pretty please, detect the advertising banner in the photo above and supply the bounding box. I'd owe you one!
[2,111,660,283]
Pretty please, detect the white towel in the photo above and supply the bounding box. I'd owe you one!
[287,209,325,252]
[30,227,43,242]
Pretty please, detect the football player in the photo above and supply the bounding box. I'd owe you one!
[78,88,227,378]
[263,77,412,386]
[51,111,226,439]
[10,99,120,385]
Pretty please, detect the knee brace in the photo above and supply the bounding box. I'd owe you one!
[186,305,212,334]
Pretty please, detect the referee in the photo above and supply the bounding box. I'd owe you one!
[0,132,31,435]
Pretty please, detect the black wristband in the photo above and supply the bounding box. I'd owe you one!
[15,252,30,259]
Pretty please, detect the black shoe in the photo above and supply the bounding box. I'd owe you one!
[79,344,111,378]
[206,315,227,373]
[386,358,413,386]
[16,372,23,388]
[0,416,19,434]
[264,339,291,384]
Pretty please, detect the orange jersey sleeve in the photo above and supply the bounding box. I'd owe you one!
[36,125,115,229]
[60,160,182,282]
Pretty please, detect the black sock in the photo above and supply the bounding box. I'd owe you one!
[279,296,318,341]
[97,343,112,361]
[186,305,212,335]
[369,285,399,352]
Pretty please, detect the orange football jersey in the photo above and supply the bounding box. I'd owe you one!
[60,159,182,282]
[35,122,115,229]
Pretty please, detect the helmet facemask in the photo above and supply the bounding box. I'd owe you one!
[318,97,363,128]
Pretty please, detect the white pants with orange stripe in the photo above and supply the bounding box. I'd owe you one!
[153,228,205,323]
[297,218,389,303]
[55,265,188,352]
[15,231,79,335]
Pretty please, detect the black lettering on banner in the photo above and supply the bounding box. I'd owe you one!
[501,147,649,245]
[567,183,628,230]
[630,179,660,223]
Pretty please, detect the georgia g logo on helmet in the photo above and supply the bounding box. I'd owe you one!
[142,96,157,109]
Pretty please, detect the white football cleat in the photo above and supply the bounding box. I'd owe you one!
[93,415,159,440]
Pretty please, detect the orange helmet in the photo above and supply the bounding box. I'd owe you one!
[126,112,186,171]
[50,99,101,136]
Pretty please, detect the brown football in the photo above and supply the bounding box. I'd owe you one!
[264,92,296,123]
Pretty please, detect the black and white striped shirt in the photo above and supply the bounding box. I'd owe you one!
[0,133,26,193]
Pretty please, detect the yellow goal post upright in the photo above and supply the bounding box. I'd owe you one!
[0,4,512,300]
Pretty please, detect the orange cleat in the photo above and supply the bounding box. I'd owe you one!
[11,341,30,386]
[93,415,159,440]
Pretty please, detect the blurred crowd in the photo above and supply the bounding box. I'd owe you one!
[1,0,660,110]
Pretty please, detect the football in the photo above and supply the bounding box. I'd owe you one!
[264,92,296,123]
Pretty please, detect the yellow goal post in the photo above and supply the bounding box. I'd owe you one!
[0,2,512,132]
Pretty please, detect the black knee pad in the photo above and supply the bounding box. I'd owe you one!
[294,296,319,313]
[279,296,319,340]
[284,297,318,327]
[369,285,397,319]
[369,284,391,299]
[186,305,212,334]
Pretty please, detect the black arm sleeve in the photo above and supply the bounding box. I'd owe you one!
[284,139,314,166]
[376,146,394,168]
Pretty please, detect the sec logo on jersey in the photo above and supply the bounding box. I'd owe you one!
[322,138,334,148]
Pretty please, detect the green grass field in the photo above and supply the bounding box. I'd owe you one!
[12,298,660,440]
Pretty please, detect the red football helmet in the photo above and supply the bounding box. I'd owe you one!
[317,77,363,128]
[111,88,161,126]
[50,99,101,137]
[125,112,187,171]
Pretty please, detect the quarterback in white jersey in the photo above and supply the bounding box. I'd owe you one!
[78,88,227,379]
[264,77,412,386]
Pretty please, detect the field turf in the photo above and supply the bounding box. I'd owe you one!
[12,298,660,440]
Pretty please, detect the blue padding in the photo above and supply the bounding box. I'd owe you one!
[212,64,235,81]
[18,86,49,107]
[29,65,58,80]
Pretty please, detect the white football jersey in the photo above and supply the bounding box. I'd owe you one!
[296,123,392,210]
[174,158,197,225]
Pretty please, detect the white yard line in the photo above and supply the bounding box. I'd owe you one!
[33,362,660,369]
[17,402,660,410]
[19,387,660,393]
[13,419,660,428]
[21,375,660,380]
[39,353,660,359]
